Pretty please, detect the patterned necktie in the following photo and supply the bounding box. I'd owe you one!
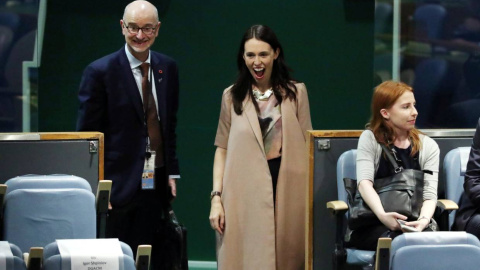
[140,62,164,167]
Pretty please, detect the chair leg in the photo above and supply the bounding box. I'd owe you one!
[332,243,347,270]
[439,209,450,231]
[332,213,347,270]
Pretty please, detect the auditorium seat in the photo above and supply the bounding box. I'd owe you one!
[43,240,134,261]
[375,2,392,36]
[2,175,111,253]
[413,58,449,128]
[413,3,447,40]
[0,241,27,270]
[445,99,480,128]
[442,147,470,229]
[389,232,480,269]
[0,12,20,33]
[327,150,379,269]
[42,240,150,270]
[43,254,136,270]
[0,30,36,131]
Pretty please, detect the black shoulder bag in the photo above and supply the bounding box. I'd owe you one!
[344,144,430,230]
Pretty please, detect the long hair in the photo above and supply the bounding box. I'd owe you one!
[231,25,298,115]
[368,81,422,156]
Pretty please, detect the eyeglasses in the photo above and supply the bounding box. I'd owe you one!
[123,23,157,35]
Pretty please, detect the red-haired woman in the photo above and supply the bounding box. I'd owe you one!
[346,81,440,250]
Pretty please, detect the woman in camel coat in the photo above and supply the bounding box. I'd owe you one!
[209,25,312,270]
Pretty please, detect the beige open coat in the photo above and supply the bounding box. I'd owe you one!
[214,83,312,270]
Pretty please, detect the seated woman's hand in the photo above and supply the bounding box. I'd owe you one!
[405,218,430,232]
[378,212,407,231]
[209,197,225,235]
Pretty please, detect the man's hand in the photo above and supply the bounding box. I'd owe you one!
[168,178,177,198]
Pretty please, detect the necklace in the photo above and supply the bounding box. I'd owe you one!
[252,88,273,101]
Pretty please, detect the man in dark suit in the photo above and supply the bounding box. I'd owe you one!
[76,1,180,268]
[453,118,480,237]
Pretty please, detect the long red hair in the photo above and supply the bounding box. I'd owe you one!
[368,81,422,156]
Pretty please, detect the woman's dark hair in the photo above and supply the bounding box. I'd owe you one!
[231,25,298,115]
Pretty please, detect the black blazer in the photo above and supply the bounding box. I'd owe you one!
[76,48,180,206]
[453,118,480,230]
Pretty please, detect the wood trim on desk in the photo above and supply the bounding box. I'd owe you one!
[306,131,315,270]
[305,130,362,270]
[307,130,363,138]
[0,132,104,181]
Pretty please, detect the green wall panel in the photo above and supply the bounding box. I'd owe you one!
[38,0,374,261]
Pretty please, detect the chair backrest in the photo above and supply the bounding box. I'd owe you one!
[336,149,357,203]
[443,147,471,229]
[7,242,22,259]
[5,174,92,193]
[3,175,96,253]
[375,2,393,35]
[0,12,20,32]
[2,30,35,92]
[0,241,26,270]
[12,257,25,270]
[390,232,480,270]
[445,99,480,128]
[0,25,13,66]
[414,4,447,39]
[43,254,135,270]
[43,240,134,261]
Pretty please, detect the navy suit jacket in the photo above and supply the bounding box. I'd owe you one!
[76,48,180,206]
[454,118,480,230]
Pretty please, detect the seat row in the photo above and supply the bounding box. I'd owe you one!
[327,147,478,270]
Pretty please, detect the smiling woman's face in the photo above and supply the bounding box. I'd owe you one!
[243,38,279,91]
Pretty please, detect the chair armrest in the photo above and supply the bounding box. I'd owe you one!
[375,237,391,270]
[96,180,112,213]
[136,245,152,270]
[96,180,112,238]
[326,200,348,215]
[26,247,43,270]
[437,199,458,211]
[0,184,6,217]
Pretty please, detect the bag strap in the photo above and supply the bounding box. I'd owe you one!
[163,202,180,225]
[380,144,404,173]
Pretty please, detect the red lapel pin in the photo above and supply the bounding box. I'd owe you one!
[158,70,163,74]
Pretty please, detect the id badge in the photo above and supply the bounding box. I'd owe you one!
[142,151,156,190]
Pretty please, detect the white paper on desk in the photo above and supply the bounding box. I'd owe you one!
[0,241,13,270]
[57,238,124,270]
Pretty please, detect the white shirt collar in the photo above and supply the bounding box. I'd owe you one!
[124,44,151,69]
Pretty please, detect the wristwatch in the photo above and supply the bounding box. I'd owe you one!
[417,216,430,222]
[210,191,222,200]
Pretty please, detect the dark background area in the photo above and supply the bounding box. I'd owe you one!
[38,0,374,261]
